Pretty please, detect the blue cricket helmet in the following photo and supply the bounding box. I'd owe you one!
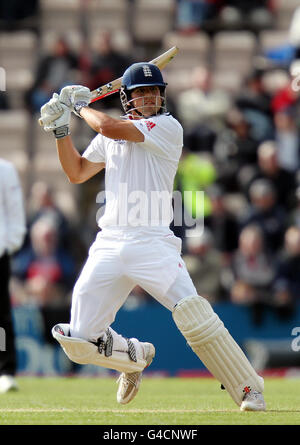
[120,62,167,114]
[122,62,167,90]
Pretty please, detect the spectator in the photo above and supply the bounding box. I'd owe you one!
[0,158,26,393]
[229,224,276,324]
[239,141,297,211]
[289,6,300,60]
[0,0,39,32]
[175,0,223,33]
[177,65,231,132]
[24,36,79,114]
[289,186,300,228]
[273,107,300,173]
[213,107,258,192]
[271,79,299,115]
[219,0,274,30]
[88,30,133,110]
[0,92,9,110]
[273,226,300,319]
[26,181,73,250]
[174,150,217,225]
[12,217,76,307]
[204,184,239,262]
[239,178,287,253]
[184,124,217,155]
[183,227,226,303]
[234,68,274,143]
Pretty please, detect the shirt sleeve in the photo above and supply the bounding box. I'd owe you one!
[132,115,183,161]
[82,133,106,163]
[3,163,26,254]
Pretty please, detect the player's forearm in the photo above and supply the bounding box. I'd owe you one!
[80,106,118,136]
[55,135,83,183]
[80,106,144,142]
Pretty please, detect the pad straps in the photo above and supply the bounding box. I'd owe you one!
[126,338,137,362]
[96,329,113,357]
[96,330,137,362]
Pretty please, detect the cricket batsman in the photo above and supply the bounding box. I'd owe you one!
[39,62,266,411]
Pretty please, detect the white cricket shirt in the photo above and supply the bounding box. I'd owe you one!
[0,158,26,256]
[82,113,183,230]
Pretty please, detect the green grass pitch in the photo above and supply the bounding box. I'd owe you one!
[0,376,299,425]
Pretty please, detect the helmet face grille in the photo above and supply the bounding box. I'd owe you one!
[120,86,167,116]
[120,87,129,113]
[120,63,167,116]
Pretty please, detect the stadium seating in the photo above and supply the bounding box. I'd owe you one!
[133,0,175,44]
[40,0,81,31]
[87,0,129,34]
[275,0,300,30]
[163,31,211,69]
[259,30,290,53]
[211,69,243,94]
[88,28,133,55]
[0,31,37,108]
[40,29,83,53]
[0,110,30,183]
[212,31,258,75]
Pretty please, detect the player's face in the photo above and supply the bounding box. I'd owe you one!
[130,86,162,117]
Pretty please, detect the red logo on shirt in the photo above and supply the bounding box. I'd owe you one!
[146,121,156,131]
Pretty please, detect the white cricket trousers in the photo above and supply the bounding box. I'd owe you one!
[70,227,197,342]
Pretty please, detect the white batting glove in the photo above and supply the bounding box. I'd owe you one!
[40,93,71,138]
[59,85,92,117]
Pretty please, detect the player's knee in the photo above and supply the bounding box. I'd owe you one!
[172,295,224,344]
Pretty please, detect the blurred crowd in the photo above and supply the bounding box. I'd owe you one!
[23,30,133,115]
[175,0,274,34]
[1,0,300,328]
[174,55,300,323]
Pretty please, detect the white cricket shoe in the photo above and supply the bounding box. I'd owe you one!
[240,390,266,411]
[117,341,155,405]
[0,375,18,394]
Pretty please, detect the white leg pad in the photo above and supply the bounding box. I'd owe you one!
[52,324,147,373]
[172,296,264,406]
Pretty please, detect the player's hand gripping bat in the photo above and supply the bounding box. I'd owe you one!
[39,46,178,126]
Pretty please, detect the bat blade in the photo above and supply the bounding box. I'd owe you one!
[90,88,119,103]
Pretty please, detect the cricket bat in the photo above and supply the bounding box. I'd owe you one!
[39,46,178,126]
